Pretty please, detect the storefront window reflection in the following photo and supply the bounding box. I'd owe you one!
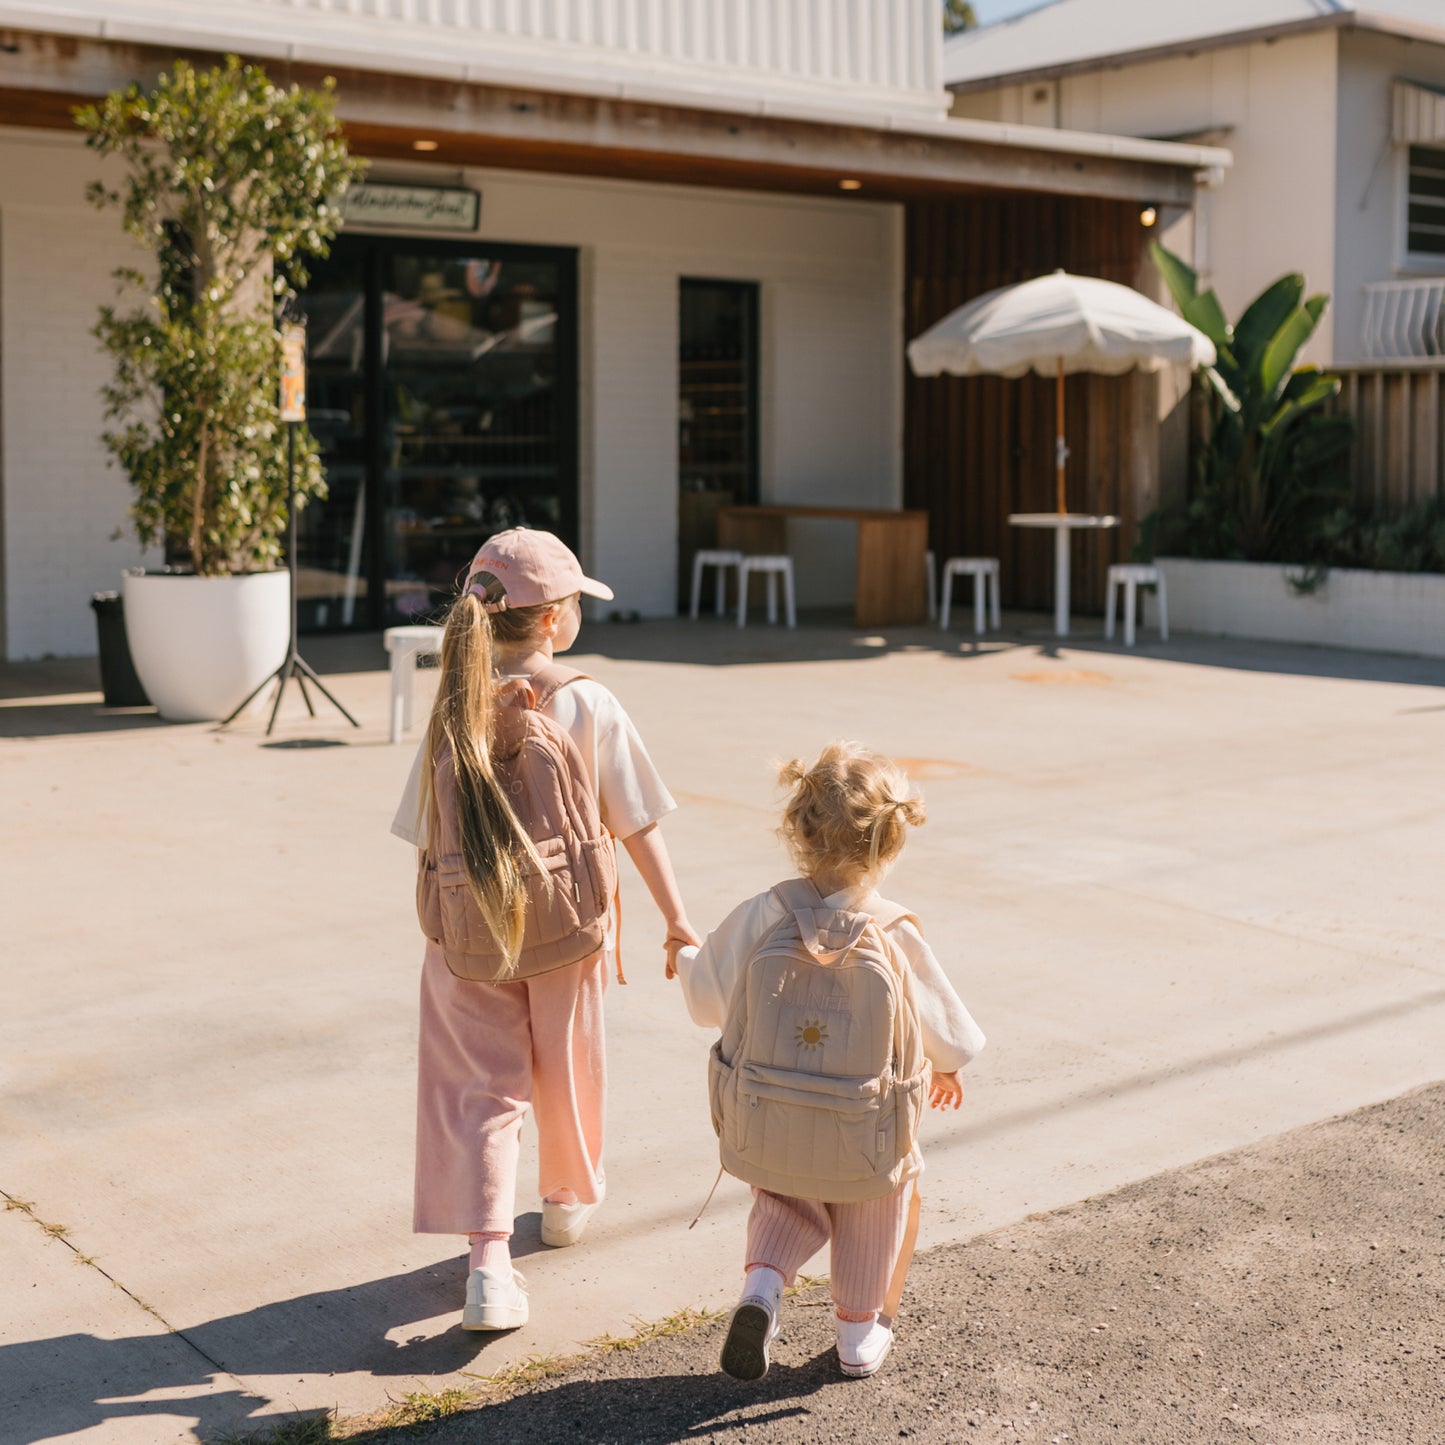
[299,238,576,631]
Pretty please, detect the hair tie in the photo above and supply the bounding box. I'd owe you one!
[467,578,508,614]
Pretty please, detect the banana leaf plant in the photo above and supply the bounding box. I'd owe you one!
[1148,242,1354,562]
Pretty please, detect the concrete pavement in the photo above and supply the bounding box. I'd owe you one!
[2,616,1443,1442]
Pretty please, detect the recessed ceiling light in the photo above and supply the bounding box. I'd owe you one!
[413,138,440,152]
[839,178,863,191]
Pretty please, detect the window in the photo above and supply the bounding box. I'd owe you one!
[1406,144,1445,261]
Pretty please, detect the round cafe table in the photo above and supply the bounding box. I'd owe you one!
[1008,512,1120,638]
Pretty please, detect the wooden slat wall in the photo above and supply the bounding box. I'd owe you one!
[1334,367,1445,511]
[904,194,1152,615]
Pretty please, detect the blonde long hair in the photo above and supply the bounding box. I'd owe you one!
[419,577,564,970]
[778,741,925,883]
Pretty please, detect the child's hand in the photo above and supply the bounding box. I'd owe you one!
[663,920,701,981]
[929,1071,963,1110]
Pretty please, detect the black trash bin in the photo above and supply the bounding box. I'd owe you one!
[90,592,151,708]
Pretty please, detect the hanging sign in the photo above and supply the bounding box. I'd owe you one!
[340,182,481,233]
[279,322,307,423]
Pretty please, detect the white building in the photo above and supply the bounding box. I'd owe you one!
[0,0,1225,658]
[945,0,1445,372]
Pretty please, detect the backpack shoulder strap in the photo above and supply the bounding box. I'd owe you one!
[528,662,589,713]
[771,877,825,913]
[869,898,923,937]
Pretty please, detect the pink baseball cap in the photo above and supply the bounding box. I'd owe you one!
[465,528,614,607]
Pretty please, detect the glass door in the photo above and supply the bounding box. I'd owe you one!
[380,245,576,626]
[298,237,577,630]
[678,278,759,610]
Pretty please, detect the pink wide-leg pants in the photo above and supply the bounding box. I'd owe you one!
[413,941,607,1236]
[744,1181,913,1317]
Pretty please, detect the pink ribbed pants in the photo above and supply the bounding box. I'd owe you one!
[744,1181,913,1317]
[413,941,607,1236]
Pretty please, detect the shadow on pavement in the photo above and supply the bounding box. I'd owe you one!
[5,612,1440,742]
[0,1252,507,1444]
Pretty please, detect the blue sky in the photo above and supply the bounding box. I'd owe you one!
[971,0,1050,24]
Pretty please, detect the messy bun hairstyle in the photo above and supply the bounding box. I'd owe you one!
[778,741,925,882]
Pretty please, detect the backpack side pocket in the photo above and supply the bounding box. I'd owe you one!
[709,1040,753,1154]
[417,856,442,943]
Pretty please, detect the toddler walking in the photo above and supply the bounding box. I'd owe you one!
[392,529,698,1330]
[675,742,985,1379]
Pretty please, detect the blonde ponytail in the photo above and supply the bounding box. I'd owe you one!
[420,590,549,972]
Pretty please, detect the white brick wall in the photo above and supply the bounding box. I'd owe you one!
[1157,557,1445,659]
[1,138,902,653]
[1,132,162,661]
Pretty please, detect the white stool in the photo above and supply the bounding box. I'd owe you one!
[940,557,1001,634]
[689,549,744,619]
[737,554,797,629]
[1105,563,1169,647]
[925,549,937,622]
[384,624,443,743]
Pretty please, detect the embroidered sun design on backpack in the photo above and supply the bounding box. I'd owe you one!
[794,1019,829,1052]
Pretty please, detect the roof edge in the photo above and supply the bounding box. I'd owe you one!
[945,12,1353,95]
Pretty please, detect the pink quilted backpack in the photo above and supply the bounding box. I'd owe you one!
[417,664,617,984]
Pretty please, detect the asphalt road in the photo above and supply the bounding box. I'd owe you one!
[336,1082,1445,1444]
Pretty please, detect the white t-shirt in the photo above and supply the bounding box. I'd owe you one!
[390,676,677,849]
[675,881,986,1074]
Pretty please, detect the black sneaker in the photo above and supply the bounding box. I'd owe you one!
[719,1296,780,1380]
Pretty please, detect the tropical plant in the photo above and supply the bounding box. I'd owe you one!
[1315,497,1445,574]
[1148,241,1354,563]
[77,57,364,576]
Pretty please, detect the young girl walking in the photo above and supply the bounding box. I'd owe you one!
[675,742,985,1379]
[391,528,698,1331]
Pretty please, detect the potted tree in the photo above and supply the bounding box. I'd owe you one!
[78,57,363,721]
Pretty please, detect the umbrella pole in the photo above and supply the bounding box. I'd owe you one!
[1055,356,1067,515]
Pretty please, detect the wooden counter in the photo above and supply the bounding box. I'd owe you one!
[717,504,929,627]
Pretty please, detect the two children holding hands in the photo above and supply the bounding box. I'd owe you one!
[398,531,985,1377]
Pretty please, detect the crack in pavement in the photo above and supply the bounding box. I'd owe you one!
[2,1187,249,1391]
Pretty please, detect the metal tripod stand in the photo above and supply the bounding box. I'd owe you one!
[221,423,361,736]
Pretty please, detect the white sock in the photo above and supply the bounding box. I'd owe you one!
[742,1265,785,1312]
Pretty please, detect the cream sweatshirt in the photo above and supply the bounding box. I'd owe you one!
[676,881,986,1073]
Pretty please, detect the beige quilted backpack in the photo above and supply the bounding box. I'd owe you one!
[707,878,931,1202]
[417,664,617,984]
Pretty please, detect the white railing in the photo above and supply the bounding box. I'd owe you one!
[5,0,948,122]
[1362,279,1445,363]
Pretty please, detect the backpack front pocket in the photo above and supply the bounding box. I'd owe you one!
[738,1060,884,1184]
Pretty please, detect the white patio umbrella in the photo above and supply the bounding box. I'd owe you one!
[907,269,1216,514]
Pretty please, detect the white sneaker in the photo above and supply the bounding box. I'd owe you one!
[836,1315,893,1378]
[461,1267,529,1331]
[540,1176,605,1248]
[719,1268,784,1381]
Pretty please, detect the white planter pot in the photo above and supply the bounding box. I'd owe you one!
[122,571,289,722]
[1156,557,1445,660]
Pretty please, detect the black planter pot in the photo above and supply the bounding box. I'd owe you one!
[90,592,151,708]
